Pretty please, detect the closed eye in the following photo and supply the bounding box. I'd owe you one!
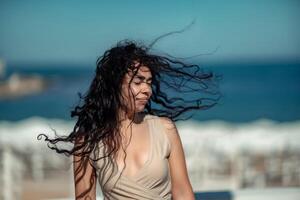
[133,77,152,83]
[133,81,152,85]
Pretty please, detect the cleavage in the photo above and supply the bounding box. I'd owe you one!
[116,121,151,178]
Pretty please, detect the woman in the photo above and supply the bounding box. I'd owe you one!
[38,38,221,200]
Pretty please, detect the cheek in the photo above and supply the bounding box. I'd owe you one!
[121,86,138,104]
[121,85,132,101]
[129,85,140,98]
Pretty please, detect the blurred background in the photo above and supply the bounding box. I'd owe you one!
[0,0,300,199]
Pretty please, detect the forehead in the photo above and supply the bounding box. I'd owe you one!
[128,65,152,77]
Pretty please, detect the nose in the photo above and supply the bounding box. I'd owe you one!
[141,82,152,96]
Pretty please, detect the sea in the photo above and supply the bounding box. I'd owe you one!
[0,61,299,123]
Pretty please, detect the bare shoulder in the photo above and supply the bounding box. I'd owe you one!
[158,116,181,148]
[158,116,177,131]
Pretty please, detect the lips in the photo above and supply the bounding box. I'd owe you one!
[136,98,148,103]
[136,98,148,101]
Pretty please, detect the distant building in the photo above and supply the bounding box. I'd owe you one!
[0,59,5,80]
[0,59,49,99]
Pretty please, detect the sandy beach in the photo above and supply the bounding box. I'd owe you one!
[21,171,72,200]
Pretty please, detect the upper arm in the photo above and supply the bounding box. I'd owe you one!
[160,117,195,200]
[73,137,97,200]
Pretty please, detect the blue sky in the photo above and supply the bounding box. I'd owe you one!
[0,0,299,65]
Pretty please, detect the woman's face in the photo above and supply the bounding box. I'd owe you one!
[121,64,152,114]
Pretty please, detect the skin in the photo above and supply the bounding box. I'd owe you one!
[74,63,195,200]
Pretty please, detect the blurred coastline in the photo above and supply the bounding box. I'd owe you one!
[0,62,300,199]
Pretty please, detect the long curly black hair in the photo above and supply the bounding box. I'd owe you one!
[37,28,222,198]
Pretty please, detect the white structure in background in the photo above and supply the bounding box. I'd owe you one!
[0,145,25,200]
[177,119,300,191]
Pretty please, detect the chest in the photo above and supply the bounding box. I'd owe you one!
[115,121,152,177]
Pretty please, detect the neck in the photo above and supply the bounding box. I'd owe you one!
[118,110,145,126]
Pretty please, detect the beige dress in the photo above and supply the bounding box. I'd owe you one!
[89,114,172,200]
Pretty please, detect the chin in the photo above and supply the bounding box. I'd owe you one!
[135,106,145,112]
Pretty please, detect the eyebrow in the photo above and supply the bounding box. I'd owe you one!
[135,75,152,81]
